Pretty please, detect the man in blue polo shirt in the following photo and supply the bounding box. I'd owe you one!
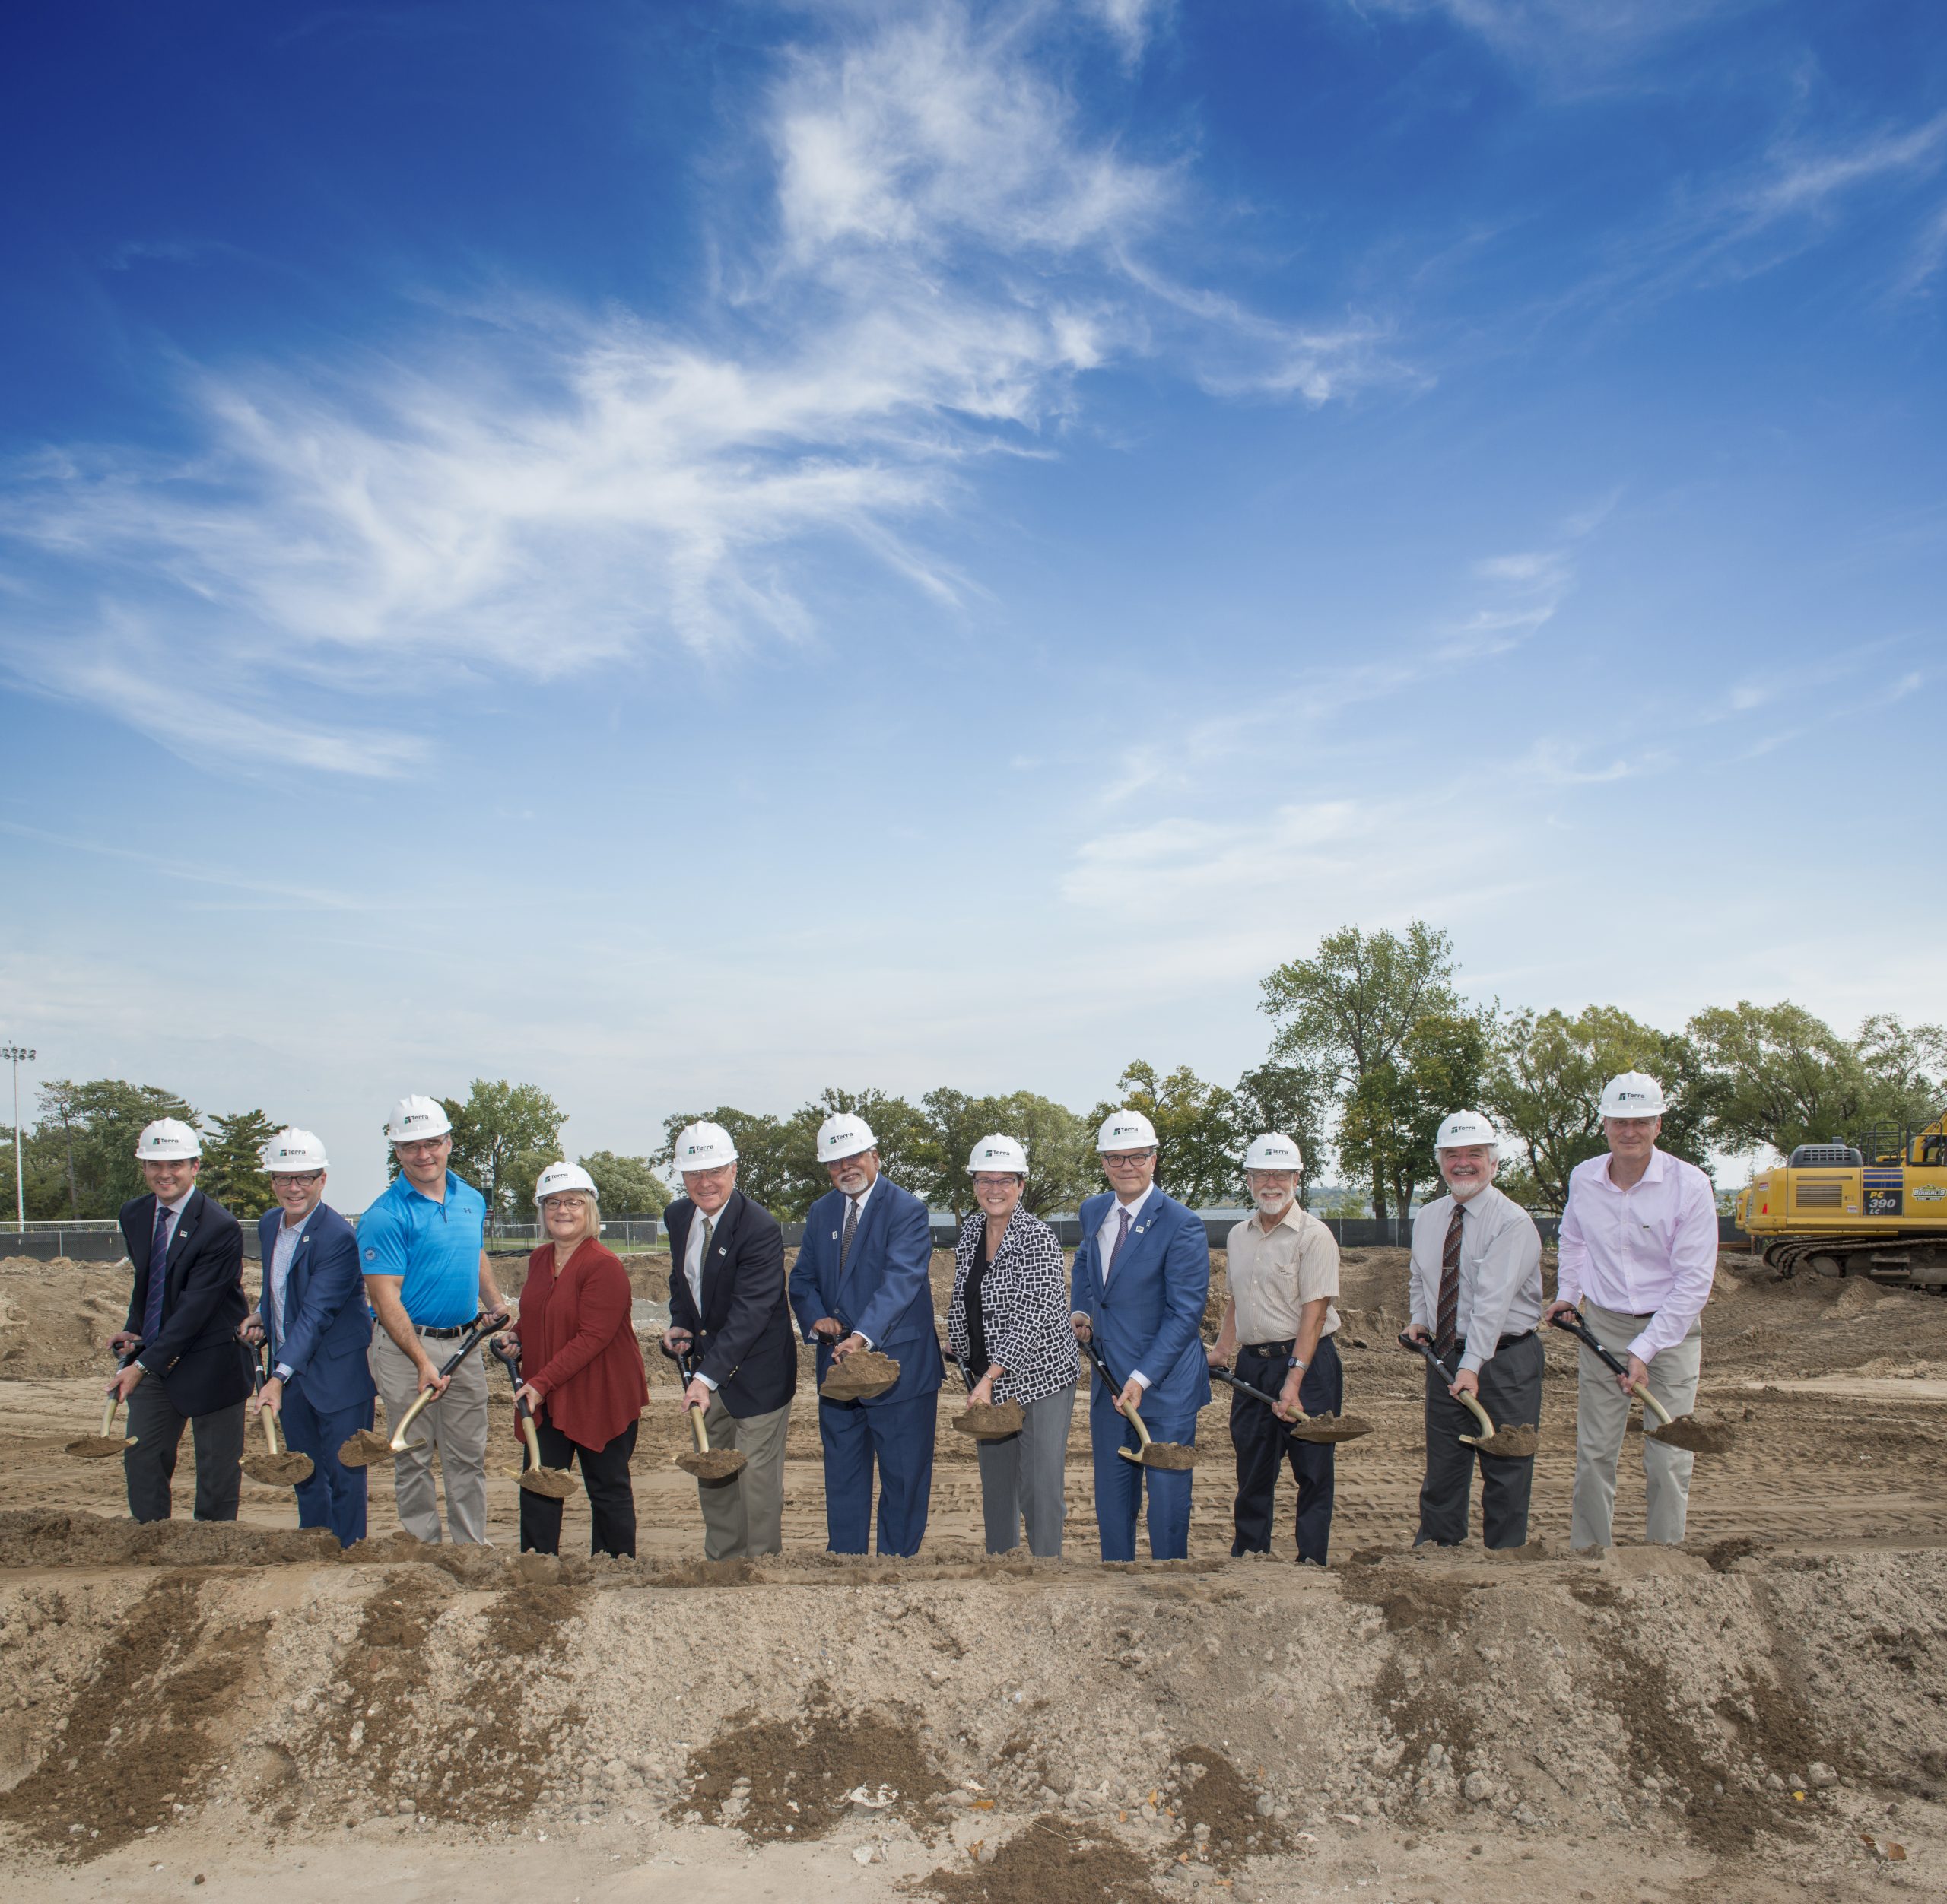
[360,1094,508,1544]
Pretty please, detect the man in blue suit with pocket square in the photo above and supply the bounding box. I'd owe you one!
[789,1112,944,1556]
[246,1127,375,1547]
[1070,1107,1212,1560]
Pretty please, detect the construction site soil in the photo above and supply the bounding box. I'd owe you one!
[2,1244,1944,1901]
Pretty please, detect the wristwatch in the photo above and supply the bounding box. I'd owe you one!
[1287,1355,1307,1371]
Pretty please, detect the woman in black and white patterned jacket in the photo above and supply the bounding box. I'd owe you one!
[948,1134,1081,1557]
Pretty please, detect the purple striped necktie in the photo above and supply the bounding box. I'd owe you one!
[1104,1206,1132,1287]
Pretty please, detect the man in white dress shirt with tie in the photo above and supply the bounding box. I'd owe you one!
[1405,1111,1543,1548]
[1548,1071,1718,1549]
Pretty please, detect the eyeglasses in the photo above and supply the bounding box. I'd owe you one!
[1103,1150,1156,1164]
[271,1173,324,1187]
[971,1176,1021,1191]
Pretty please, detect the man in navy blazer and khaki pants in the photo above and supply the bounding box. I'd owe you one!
[110,1118,253,1523]
[246,1127,376,1548]
[789,1112,943,1557]
[1071,1108,1212,1561]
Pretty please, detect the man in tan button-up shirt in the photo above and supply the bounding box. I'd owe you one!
[1207,1133,1343,1564]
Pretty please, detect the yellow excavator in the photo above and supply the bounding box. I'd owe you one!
[1736,1111,1947,1287]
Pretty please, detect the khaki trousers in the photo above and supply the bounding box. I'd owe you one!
[1570,1299,1703,1550]
[370,1327,491,1545]
[695,1391,790,1561]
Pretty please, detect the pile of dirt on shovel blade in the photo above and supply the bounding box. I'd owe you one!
[819,1350,901,1401]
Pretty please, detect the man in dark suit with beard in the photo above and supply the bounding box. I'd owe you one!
[109,1118,253,1522]
[662,1120,798,1560]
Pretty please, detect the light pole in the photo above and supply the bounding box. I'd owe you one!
[2,1046,32,1232]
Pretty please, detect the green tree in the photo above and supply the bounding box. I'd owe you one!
[1853,1013,1947,1136]
[1092,1061,1240,1209]
[578,1150,671,1216]
[1486,1005,1709,1211]
[1231,1061,1333,1207]
[910,1088,1096,1223]
[659,1109,799,1218]
[198,1109,279,1217]
[440,1080,567,1220]
[1334,1008,1493,1221]
[1259,921,1464,1220]
[1685,1001,1871,1160]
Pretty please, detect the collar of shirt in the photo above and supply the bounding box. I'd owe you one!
[155,1185,194,1243]
[400,1170,460,1207]
[846,1176,878,1221]
[1597,1147,1669,1193]
[1101,1186,1152,1240]
[278,1204,316,1239]
[687,1198,727,1267]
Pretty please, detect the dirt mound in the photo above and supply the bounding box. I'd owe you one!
[0,1257,130,1379]
[921,1811,1166,1902]
[681,1688,945,1842]
[0,1510,343,1570]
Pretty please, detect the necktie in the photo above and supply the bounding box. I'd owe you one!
[143,1204,170,1344]
[690,1217,713,1310]
[1435,1204,1464,1359]
[840,1197,859,1271]
[1104,1207,1132,1287]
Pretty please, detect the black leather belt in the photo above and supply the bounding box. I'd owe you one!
[418,1315,481,1340]
[1241,1338,1295,1356]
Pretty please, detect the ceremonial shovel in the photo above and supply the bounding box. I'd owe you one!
[947,1343,1023,1442]
[67,1345,143,1459]
[1078,1332,1195,1468]
[338,1311,506,1468]
[671,1344,746,1481]
[1547,1312,1731,1454]
[490,1338,575,1498]
[1398,1334,1539,1458]
[243,1348,315,1486]
[1208,1362,1372,1444]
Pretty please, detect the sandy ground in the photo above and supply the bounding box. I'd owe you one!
[2,1246,1945,1901]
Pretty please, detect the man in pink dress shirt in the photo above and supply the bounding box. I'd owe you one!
[1546,1071,1717,1549]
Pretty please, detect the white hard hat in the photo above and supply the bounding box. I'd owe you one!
[1434,1110,1498,1153]
[534,1161,599,1204]
[1096,1108,1159,1154]
[135,1117,201,1163]
[1243,1131,1303,1173]
[262,1127,329,1173]
[817,1112,878,1163]
[1599,1072,1666,1119]
[673,1121,738,1173]
[386,1094,453,1144]
[966,1134,1030,1176]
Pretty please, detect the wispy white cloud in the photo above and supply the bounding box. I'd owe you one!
[0,1,1401,776]
[1345,0,1749,81]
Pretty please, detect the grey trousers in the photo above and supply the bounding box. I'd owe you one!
[696,1391,791,1561]
[370,1327,491,1545]
[974,1381,1077,1557]
[1570,1299,1703,1550]
[124,1379,245,1523]
[1415,1331,1542,1550]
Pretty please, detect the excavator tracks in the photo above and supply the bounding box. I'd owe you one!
[1761,1233,1947,1289]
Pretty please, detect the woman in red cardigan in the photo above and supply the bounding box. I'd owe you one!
[503,1163,649,1557]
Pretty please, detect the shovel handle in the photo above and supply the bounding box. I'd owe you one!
[390,1383,437,1447]
[1399,1331,1500,1441]
[100,1341,143,1436]
[519,1407,547,1468]
[1211,1363,1315,1432]
[1547,1313,1674,1423]
[688,1404,711,1454]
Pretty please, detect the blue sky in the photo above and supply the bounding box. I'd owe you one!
[3,1,1943,1201]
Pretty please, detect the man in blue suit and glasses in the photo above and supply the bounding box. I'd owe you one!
[1070,1108,1212,1561]
[246,1126,375,1547]
[789,1112,943,1556]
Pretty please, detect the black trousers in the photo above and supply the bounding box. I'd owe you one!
[519,1418,638,1558]
[1229,1334,1342,1566]
[123,1379,245,1523]
[1415,1331,1542,1550]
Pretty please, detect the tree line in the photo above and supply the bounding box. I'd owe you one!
[5,921,1940,1225]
